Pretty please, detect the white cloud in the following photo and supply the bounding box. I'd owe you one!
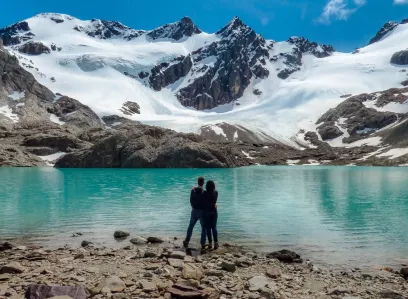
[394,0,408,4]
[316,0,367,24]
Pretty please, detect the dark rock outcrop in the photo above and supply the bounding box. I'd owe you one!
[147,17,202,41]
[176,17,269,110]
[317,123,344,140]
[74,19,145,40]
[119,101,140,115]
[18,41,51,55]
[55,123,251,168]
[391,50,408,65]
[149,56,193,91]
[287,37,334,58]
[266,250,303,263]
[0,21,32,46]
[369,21,398,45]
[49,96,103,128]
[0,144,44,167]
[22,133,88,152]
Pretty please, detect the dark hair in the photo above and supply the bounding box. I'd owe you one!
[197,177,205,187]
[206,180,216,193]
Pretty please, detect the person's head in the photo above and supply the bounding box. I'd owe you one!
[206,180,216,193]
[197,177,205,187]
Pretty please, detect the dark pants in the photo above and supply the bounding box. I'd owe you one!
[204,210,218,244]
[185,208,206,246]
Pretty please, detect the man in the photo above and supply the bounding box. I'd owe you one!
[183,177,206,248]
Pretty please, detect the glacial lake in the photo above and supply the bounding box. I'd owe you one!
[1,166,408,268]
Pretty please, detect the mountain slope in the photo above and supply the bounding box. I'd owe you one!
[1,13,408,148]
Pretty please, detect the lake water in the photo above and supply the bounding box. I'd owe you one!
[1,166,408,268]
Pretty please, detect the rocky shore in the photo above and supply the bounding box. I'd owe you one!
[0,234,407,299]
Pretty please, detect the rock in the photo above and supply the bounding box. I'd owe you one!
[74,253,84,260]
[0,262,25,274]
[124,280,135,287]
[391,50,408,65]
[129,237,147,245]
[18,41,51,55]
[48,296,73,299]
[80,241,92,247]
[266,267,281,279]
[369,21,398,45]
[144,250,158,258]
[139,280,157,292]
[113,231,130,239]
[220,261,236,272]
[105,276,126,293]
[182,264,203,281]
[167,283,205,298]
[400,267,408,278]
[260,287,278,299]
[0,242,13,251]
[378,289,405,299]
[147,17,202,41]
[204,270,224,278]
[266,249,303,263]
[147,236,164,243]
[119,101,140,115]
[327,287,350,295]
[170,251,186,259]
[248,276,276,292]
[24,285,89,299]
[168,258,184,268]
[0,274,11,281]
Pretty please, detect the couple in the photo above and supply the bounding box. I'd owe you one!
[183,177,218,251]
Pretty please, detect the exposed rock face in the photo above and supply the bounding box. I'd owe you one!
[49,96,103,128]
[119,101,141,116]
[147,17,202,41]
[0,21,32,46]
[25,285,89,299]
[316,89,406,143]
[176,17,269,110]
[276,37,334,79]
[55,123,250,168]
[369,21,398,45]
[149,56,193,91]
[74,19,145,40]
[199,122,278,144]
[18,41,51,55]
[0,144,45,167]
[391,50,408,65]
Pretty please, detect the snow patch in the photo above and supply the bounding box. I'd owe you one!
[286,159,300,165]
[0,105,18,123]
[210,125,227,138]
[8,91,25,101]
[377,148,408,159]
[241,150,255,160]
[49,114,65,125]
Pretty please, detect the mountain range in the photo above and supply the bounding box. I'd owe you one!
[1,13,408,167]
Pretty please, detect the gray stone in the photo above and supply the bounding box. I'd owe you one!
[105,276,126,293]
[129,237,147,245]
[266,267,281,279]
[327,287,350,295]
[147,236,164,244]
[391,50,408,65]
[0,274,11,281]
[182,263,203,281]
[18,41,51,55]
[248,276,276,292]
[139,280,157,292]
[24,285,89,299]
[113,230,130,239]
[0,262,25,274]
[168,258,184,268]
[400,267,408,278]
[220,261,236,272]
[169,251,186,260]
[378,289,405,299]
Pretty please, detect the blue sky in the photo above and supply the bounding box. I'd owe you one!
[1,0,407,52]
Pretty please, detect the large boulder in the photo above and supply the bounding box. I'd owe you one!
[391,50,408,65]
[266,249,303,263]
[25,285,89,299]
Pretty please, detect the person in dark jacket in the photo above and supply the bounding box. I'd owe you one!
[183,177,206,248]
[202,180,219,250]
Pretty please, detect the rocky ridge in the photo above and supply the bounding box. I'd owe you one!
[0,239,407,299]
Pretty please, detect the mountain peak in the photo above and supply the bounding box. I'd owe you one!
[147,17,202,41]
[369,21,398,45]
[216,16,253,38]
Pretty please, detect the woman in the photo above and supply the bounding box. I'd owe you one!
[202,180,218,250]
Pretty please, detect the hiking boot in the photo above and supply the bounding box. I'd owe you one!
[200,245,206,254]
[208,243,213,250]
[183,240,189,248]
[214,242,219,250]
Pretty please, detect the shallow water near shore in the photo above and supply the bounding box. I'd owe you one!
[1,166,408,268]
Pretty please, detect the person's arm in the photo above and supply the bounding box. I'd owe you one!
[190,189,196,207]
[214,191,218,209]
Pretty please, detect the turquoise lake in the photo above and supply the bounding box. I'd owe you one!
[1,166,408,268]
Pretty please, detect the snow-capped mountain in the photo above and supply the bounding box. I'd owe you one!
[1,13,408,148]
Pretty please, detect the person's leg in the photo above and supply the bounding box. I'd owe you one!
[199,211,206,247]
[184,209,199,246]
[213,212,219,249]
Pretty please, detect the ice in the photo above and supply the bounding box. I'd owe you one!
[287,159,300,165]
[39,152,67,166]
[210,125,226,138]
[8,91,25,100]
[241,151,255,160]
[49,114,65,125]
[0,105,19,122]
